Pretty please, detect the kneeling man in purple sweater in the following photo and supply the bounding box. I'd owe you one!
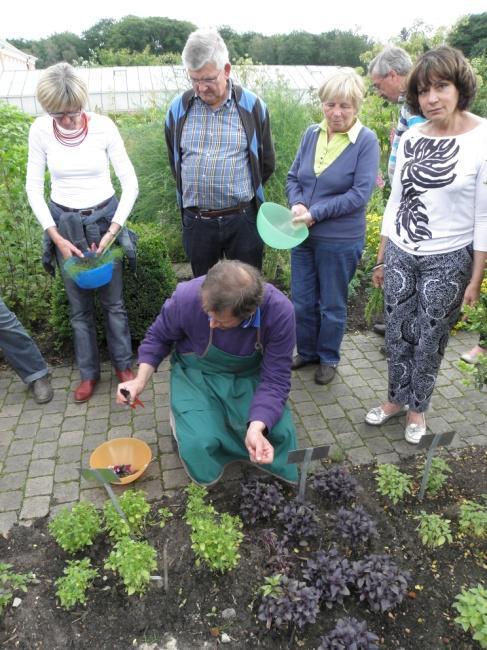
[116,260,298,486]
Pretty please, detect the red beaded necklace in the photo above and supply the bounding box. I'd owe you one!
[52,112,89,147]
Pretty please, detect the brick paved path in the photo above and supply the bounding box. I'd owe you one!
[0,330,485,534]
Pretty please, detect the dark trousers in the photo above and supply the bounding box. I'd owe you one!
[384,241,472,412]
[182,204,263,277]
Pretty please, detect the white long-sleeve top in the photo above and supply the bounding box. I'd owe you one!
[26,112,138,230]
[381,118,487,254]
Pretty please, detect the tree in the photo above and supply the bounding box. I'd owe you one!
[105,16,195,55]
[449,13,487,57]
[82,19,116,51]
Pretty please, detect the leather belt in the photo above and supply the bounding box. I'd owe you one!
[185,201,253,218]
[52,196,113,216]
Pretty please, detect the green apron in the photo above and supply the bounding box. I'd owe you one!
[170,331,298,486]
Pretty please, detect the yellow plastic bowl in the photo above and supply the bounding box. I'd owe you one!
[257,202,309,249]
[89,438,152,485]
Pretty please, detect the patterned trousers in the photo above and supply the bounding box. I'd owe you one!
[384,241,472,412]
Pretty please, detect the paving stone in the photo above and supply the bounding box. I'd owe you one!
[0,511,18,533]
[55,463,82,482]
[366,436,394,455]
[32,442,58,459]
[53,481,80,504]
[80,487,108,508]
[337,396,362,410]
[25,476,53,497]
[42,400,67,414]
[139,479,164,500]
[83,434,107,451]
[8,438,35,456]
[346,446,374,465]
[160,454,183,471]
[0,417,20,432]
[40,413,64,428]
[0,404,22,418]
[28,459,56,478]
[36,427,60,442]
[163,468,190,490]
[20,496,51,519]
[464,434,487,446]
[308,429,335,446]
[0,490,23,511]
[335,432,363,450]
[0,471,27,491]
[136,429,158,444]
[319,404,345,420]
[3,454,30,473]
[85,418,109,435]
[294,401,321,417]
[158,436,176,453]
[375,452,401,464]
[107,426,133,439]
[59,430,84,447]
[57,446,82,463]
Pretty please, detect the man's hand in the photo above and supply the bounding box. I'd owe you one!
[245,421,274,465]
[116,379,144,407]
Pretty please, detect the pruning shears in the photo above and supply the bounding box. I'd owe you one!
[120,387,144,410]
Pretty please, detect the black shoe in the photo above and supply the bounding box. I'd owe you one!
[30,376,53,404]
[291,354,319,370]
[373,323,386,336]
[379,345,387,356]
[314,364,336,385]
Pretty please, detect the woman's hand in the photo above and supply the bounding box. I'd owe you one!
[291,203,308,218]
[292,211,315,228]
[372,266,385,289]
[116,379,144,406]
[245,421,274,465]
[463,281,481,307]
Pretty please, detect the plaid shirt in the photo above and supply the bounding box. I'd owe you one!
[180,84,253,209]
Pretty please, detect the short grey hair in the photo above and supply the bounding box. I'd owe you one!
[36,62,88,114]
[318,68,366,112]
[201,261,264,320]
[368,46,412,77]
[182,28,229,71]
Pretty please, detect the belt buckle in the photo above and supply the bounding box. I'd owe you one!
[80,209,93,216]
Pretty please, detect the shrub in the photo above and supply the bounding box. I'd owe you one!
[458,499,487,539]
[424,457,452,496]
[333,506,378,546]
[55,558,98,610]
[303,548,353,609]
[353,554,410,613]
[277,499,320,542]
[311,464,360,502]
[453,584,487,648]
[0,563,33,615]
[103,489,151,541]
[105,537,157,596]
[49,502,101,553]
[259,529,292,574]
[415,511,453,548]
[240,478,285,524]
[49,221,177,349]
[374,463,412,504]
[318,617,379,650]
[258,574,321,630]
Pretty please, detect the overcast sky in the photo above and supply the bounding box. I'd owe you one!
[3,0,485,43]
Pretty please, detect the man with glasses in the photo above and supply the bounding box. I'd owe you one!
[165,29,275,277]
[368,46,425,182]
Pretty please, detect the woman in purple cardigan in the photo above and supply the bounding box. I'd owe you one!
[287,68,379,385]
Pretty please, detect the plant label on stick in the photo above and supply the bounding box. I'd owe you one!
[417,431,455,501]
[287,445,330,501]
[81,468,128,523]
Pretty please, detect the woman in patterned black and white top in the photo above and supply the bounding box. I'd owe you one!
[365,46,487,444]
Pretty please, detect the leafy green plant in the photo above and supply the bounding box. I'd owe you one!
[458,499,487,539]
[103,488,151,541]
[415,511,453,548]
[157,507,173,528]
[0,563,33,615]
[55,558,98,610]
[374,464,412,504]
[453,584,487,648]
[185,484,244,573]
[424,457,452,496]
[259,574,283,598]
[48,501,101,553]
[364,286,384,326]
[105,537,157,596]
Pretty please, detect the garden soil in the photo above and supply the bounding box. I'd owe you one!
[1,448,486,650]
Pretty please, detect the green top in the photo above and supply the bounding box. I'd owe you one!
[313,118,362,175]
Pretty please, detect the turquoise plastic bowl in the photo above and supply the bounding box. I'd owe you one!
[64,258,114,289]
[257,202,309,250]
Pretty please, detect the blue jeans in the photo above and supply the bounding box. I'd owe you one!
[0,297,48,384]
[291,237,364,365]
[50,198,132,380]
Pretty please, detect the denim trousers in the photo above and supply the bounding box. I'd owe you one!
[0,296,48,384]
[291,236,364,366]
[182,204,263,277]
[50,198,132,380]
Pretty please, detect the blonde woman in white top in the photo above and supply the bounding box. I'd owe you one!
[365,46,487,443]
[26,63,139,403]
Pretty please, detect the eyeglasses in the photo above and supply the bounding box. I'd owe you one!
[49,110,82,119]
[188,71,222,88]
